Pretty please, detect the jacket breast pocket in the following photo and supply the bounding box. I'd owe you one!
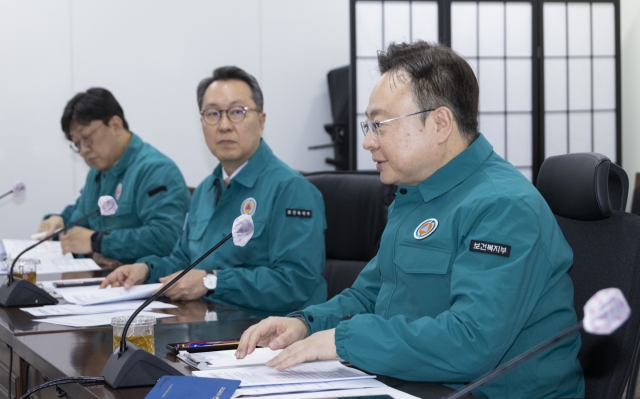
[394,242,451,275]
[188,220,266,244]
[250,222,266,240]
[236,221,266,257]
[188,219,208,241]
[234,221,267,265]
[392,243,453,316]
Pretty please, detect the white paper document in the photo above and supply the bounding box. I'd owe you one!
[233,378,385,397]
[1,239,72,260]
[33,310,175,327]
[181,347,281,370]
[242,386,420,399]
[37,258,101,274]
[193,360,375,387]
[60,283,162,305]
[0,258,101,275]
[20,300,177,317]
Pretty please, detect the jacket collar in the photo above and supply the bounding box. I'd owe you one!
[101,133,142,178]
[415,133,493,203]
[211,139,273,189]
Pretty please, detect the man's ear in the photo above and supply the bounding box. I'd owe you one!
[108,115,124,134]
[433,107,454,144]
[259,112,266,135]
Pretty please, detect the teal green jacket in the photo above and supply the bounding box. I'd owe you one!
[60,133,190,264]
[140,140,327,316]
[298,135,584,399]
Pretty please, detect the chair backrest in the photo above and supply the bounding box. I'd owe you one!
[327,65,349,125]
[538,152,640,399]
[305,171,395,299]
[323,65,351,171]
[630,173,640,217]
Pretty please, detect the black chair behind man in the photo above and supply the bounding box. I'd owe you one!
[537,152,640,399]
[323,65,350,170]
[630,173,640,217]
[305,171,395,299]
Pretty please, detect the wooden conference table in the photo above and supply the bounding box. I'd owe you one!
[0,279,475,399]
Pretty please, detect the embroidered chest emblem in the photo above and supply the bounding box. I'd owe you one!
[241,197,257,216]
[115,183,123,200]
[414,218,438,240]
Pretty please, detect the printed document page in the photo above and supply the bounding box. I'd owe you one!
[181,347,281,370]
[34,310,175,327]
[21,300,177,317]
[232,386,420,399]
[232,378,385,396]
[1,240,72,260]
[0,258,101,275]
[192,360,375,387]
[36,258,101,274]
[60,284,162,305]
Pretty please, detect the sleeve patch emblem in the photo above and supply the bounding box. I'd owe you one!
[148,185,167,197]
[286,209,312,218]
[469,240,511,257]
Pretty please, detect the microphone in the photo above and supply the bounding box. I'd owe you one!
[0,181,26,200]
[101,214,254,388]
[440,288,631,399]
[0,196,118,307]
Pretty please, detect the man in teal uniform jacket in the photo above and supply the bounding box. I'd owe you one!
[236,42,584,398]
[101,66,327,316]
[38,88,190,265]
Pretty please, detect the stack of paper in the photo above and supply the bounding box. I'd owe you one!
[0,240,101,274]
[60,283,162,305]
[188,349,419,398]
[21,300,177,317]
[236,385,421,399]
[9,258,101,275]
[193,361,376,387]
[232,379,387,397]
[1,239,71,260]
[180,347,281,370]
[34,310,175,327]
[21,284,175,327]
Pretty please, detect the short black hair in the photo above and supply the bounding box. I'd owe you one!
[377,41,479,143]
[196,66,264,111]
[60,88,129,140]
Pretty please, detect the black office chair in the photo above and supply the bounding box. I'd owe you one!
[305,171,395,299]
[323,65,351,170]
[537,152,640,399]
[630,173,640,217]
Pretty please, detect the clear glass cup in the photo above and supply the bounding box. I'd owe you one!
[111,315,156,354]
[8,258,39,284]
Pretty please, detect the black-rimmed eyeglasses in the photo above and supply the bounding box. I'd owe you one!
[200,106,260,125]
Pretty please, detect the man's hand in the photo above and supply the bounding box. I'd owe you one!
[37,216,64,237]
[236,317,310,359]
[100,263,149,289]
[158,270,208,301]
[266,329,338,370]
[59,226,94,255]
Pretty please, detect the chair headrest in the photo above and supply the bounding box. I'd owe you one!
[537,153,628,221]
[305,171,395,260]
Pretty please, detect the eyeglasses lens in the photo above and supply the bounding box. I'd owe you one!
[202,107,248,125]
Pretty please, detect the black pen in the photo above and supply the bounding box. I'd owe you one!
[52,279,104,288]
